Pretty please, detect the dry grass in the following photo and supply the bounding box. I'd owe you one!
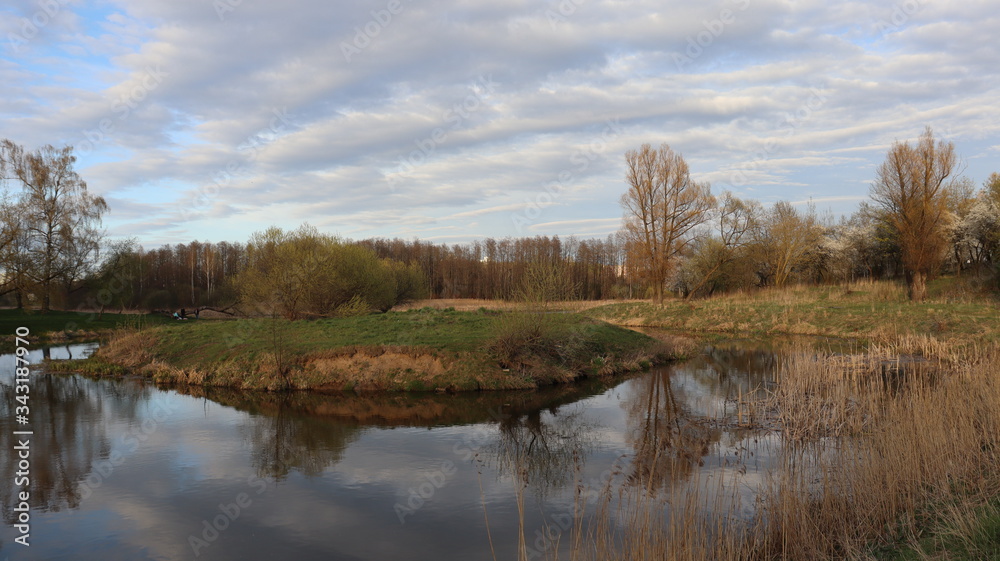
[747,347,1000,559]
[96,328,159,367]
[391,298,646,312]
[303,347,453,390]
[530,339,1000,560]
[586,279,1000,348]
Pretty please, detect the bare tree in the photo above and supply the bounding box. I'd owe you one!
[870,128,957,301]
[0,199,31,307]
[620,143,715,304]
[753,201,824,287]
[0,140,107,311]
[683,192,759,298]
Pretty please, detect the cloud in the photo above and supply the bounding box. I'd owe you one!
[528,217,621,235]
[0,0,997,246]
[788,195,868,206]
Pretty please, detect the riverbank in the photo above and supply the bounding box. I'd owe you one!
[50,307,688,391]
[0,308,170,348]
[583,278,999,347]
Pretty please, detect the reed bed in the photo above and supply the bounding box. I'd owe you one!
[531,340,1000,560]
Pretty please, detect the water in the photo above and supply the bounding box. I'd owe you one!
[0,343,779,560]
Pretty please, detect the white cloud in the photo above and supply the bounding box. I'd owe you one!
[0,0,997,246]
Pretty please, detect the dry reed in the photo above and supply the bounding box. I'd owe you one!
[530,341,1000,560]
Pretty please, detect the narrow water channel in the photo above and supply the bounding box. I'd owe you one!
[0,344,780,560]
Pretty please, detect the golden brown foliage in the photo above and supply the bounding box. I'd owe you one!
[870,127,958,301]
[621,143,715,304]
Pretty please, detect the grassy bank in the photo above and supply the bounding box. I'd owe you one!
[584,278,999,345]
[51,308,684,391]
[0,308,170,348]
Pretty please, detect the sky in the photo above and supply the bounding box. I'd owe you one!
[1,0,999,248]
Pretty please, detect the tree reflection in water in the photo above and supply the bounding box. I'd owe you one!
[621,347,780,494]
[182,382,619,484]
[623,369,721,493]
[0,373,150,523]
[479,348,779,499]
[238,394,363,480]
[486,406,598,498]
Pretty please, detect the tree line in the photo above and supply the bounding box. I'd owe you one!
[4,128,998,315]
[621,128,1000,302]
[62,232,640,314]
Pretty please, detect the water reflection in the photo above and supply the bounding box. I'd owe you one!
[624,369,718,491]
[0,374,107,521]
[241,399,363,479]
[177,380,625,483]
[0,344,784,560]
[176,377,621,428]
[0,343,140,527]
[488,407,597,498]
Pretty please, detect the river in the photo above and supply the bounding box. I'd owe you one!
[0,342,781,560]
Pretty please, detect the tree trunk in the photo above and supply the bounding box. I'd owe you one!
[907,270,927,302]
[685,260,725,301]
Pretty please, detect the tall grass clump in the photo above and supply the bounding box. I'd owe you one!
[750,347,1000,558]
[545,342,1000,560]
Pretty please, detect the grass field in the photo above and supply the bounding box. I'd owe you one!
[583,278,1000,346]
[53,307,679,391]
[0,308,171,348]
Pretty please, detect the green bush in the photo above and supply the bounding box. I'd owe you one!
[232,225,426,318]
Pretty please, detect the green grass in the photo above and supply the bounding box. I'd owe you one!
[147,307,662,367]
[874,500,1000,560]
[0,308,171,346]
[64,307,673,392]
[151,307,500,367]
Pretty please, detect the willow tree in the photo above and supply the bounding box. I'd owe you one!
[754,201,824,287]
[233,225,418,319]
[0,140,107,311]
[620,143,715,304]
[870,128,957,301]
